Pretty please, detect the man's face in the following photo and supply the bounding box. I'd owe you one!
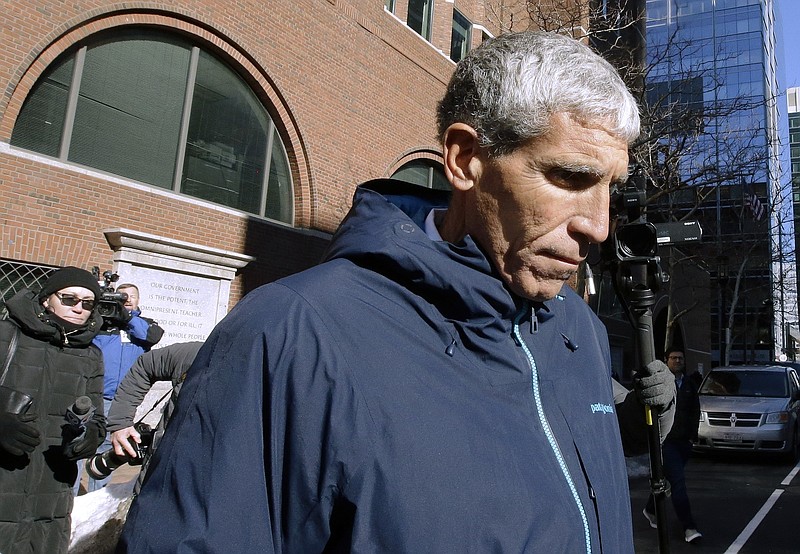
[466,112,629,301]
[42,286,96,326]
[118,286,140,311]
[666,351,685,375]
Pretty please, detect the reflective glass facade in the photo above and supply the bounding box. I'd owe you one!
[646,0,795,362]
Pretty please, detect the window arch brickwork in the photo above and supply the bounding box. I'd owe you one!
[387,148,444,176]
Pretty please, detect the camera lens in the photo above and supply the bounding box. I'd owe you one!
[615,223,658,258]
[85,450,127,480]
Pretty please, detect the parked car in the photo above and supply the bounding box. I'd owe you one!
[695,365,800,460]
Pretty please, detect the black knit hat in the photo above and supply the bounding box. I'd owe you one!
[38,266,102,302]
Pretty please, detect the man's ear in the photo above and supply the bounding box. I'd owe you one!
[442,123,482,191]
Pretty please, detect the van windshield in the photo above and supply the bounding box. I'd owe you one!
[700,370,788,398]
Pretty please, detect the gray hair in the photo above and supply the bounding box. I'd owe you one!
[436,31,640,156]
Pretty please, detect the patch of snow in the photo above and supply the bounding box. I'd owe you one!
[626,453,651,479]
[69,480,135,554]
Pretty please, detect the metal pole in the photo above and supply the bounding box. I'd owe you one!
[626,267,670,554]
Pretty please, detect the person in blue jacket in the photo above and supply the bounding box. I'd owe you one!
[120,31,670,552]
[82,282,163,492]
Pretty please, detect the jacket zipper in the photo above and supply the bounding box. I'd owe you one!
[512,305,592,554]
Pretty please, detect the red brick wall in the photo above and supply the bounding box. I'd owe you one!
[0,0,476,303]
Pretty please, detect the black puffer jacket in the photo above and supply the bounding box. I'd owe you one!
[0,289,104,554]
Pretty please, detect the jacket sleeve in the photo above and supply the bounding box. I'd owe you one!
[118,284,358,553]
[107,349,165,432]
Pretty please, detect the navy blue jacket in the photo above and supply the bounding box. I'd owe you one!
[120,180,633,553]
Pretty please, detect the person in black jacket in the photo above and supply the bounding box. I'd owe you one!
[643,346,703,544]
[0,266,106,554]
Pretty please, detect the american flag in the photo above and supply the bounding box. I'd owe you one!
[745,187,765,221]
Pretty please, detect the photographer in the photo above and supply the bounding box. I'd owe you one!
[83,282,163,493]
[103,341,202,494]
[0,267,105,554]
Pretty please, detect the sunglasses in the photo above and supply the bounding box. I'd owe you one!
[55,292,95,311]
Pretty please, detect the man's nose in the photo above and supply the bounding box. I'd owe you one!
[571,191,610,245]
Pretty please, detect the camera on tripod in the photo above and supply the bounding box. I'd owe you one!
[599,164,703,301]
[92,267,129,323]
[85,422,154,480]
[608,165,702,264]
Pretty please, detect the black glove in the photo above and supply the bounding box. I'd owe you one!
[114,304,133,325]
[63,419,106,461]
[633,360,676,413]
[0,411,41,456]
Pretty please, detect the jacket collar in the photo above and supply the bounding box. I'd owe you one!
[323,180,576,379]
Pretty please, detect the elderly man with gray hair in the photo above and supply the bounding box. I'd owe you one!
[120,31,672,553]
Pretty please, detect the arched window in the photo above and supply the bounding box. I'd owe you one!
[392,159,449,191]
[11,28,293,224]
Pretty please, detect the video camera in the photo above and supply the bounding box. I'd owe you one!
[91,267,129,323]
[596,164,703,330]
[85,422,154,480]
[604,165,702,286]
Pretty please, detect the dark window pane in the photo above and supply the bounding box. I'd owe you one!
[0,260,58,319]
[10,56,74,156]
[182,51,268,215]
[394,162,430,187]
[69,31,189,188]
[407,0,432,40]
[266,135,293,223]
[392,159,449,191]
[450,10,471,63]
[430,167,450,191]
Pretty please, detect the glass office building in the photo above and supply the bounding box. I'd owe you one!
[645,0,796,363]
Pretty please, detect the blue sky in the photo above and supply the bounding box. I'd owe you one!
[777,0,800,89]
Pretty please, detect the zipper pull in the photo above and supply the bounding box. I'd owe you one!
[531,305,538,334]
[561,333,578,352]
[445,339,457,357]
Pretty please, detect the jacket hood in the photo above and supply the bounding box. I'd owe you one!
[5,289,103,347]
[323,179,533,352]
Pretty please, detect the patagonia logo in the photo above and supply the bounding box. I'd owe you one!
[590,403,614,415]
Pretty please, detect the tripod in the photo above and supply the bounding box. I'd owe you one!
[611,254,671,554]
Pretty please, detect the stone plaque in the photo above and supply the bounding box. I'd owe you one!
[119,268,217,344]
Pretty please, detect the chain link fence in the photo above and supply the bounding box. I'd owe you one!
[0,259,60,319]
